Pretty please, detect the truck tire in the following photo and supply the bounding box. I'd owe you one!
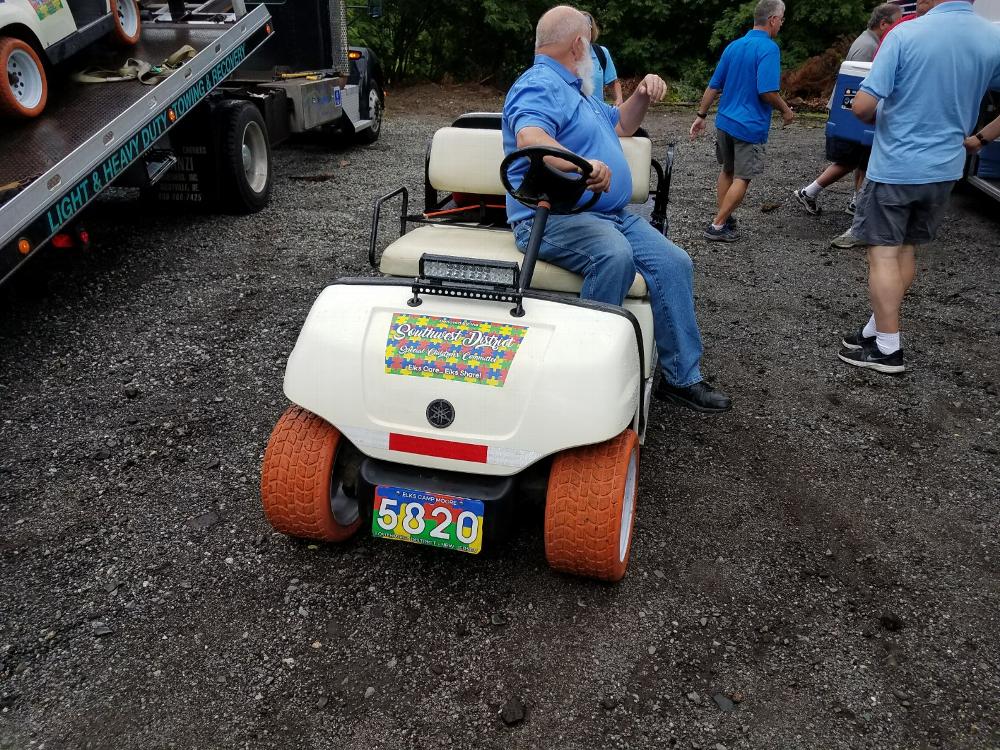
[261,406,361,543]
[217,101,272,214]
[0,38,47,119]
[110,0,142,46]
[355,79,383,144]
[544,429,639,582]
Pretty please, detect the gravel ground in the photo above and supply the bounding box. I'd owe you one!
[1,87,999,750]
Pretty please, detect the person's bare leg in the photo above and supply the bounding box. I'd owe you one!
[716,170,733,213]
[899,243,915,292]
[868,244,905,334]
[815,162,852,188]
[854,168,866,192]
[713,178,749,226]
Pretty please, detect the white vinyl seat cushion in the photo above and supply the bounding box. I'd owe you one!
[379,224,648,299]
[427,127,653,204]
[378,124,655,299]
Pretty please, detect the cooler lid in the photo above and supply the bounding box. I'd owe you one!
[840,60,873,77]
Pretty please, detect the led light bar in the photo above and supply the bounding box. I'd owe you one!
[418,254,520,290]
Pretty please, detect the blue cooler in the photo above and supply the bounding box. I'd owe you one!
[976,140,1000,178]
[825,61,876,146]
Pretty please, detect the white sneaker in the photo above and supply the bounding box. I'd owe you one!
[830,230,864,249]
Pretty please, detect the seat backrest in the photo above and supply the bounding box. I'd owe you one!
[427,126,653,205]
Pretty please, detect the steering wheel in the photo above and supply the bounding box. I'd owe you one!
[500,146,602,214]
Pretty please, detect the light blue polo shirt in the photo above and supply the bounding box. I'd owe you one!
[591,45,618,100]
[502,55,631,224]
[709,29,781,144]
[861,1,1000,184]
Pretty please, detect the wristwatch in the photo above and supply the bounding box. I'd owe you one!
[696,112,708,119]
[975,132,990,145]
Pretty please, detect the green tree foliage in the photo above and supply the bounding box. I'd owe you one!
[349,0,873,88]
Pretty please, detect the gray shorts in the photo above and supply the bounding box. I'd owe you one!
[850,179,956,247]
[715,128,766,180]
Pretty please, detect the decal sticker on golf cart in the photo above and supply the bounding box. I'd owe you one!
[29,0,63,20]
[372,485,484,554]
[385,314,527,387]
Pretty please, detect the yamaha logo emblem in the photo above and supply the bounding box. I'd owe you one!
[426,399,455,429]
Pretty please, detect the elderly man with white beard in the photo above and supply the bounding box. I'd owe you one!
[501,5,731,413]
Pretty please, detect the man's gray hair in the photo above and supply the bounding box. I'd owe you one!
[753,0,785,25]
[535,5,590,49]
[869,2,902,29]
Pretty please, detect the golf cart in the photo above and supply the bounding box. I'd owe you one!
[0,0,141,118]
[261,113,673,582]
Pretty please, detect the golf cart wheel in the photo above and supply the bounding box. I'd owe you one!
[110,0,142,45]
[261,406,361,542]
[356,79,383,144]
[0,38,47,119]
[217,101,272,214]
[544,430,639,582]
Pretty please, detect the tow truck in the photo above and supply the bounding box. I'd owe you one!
[0,0,385,285]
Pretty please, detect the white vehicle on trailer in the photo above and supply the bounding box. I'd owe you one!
[261,114,676,582]
[0,0,141,118]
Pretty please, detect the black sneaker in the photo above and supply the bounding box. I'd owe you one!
[841,326,875,350]
[793,188,821,215]
[703,223,738,242]
[837,340,905,374]
[724,215,738,231]
[654,379,732,413]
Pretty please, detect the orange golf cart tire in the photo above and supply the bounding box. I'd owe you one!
[261,406,360,542]
[0,38,48,119]
[544,429,639,582]
[110,0,142,46]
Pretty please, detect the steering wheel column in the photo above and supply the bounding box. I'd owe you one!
[500,146,601,314]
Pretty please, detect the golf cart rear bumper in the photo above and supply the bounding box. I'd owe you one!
[358,456,540,546]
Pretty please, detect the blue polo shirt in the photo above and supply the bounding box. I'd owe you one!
[708,29,781,144]
[861,1,1000,184]
[591,45,618,100]
[502,55,631,224]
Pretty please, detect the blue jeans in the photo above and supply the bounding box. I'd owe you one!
[513,210,703,387]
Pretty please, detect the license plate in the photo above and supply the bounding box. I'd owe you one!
[372,485,484,555]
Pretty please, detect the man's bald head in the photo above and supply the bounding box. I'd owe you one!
[535,5,590,51]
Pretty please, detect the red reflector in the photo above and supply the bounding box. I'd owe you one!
[51,233,74,249]
[388,433,487,463]
[77,230,90,245]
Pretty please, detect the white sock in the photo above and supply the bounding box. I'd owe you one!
[803,181,824,199]
[875,330,900,355]
[711,223,725,231]
[862,314,877,338]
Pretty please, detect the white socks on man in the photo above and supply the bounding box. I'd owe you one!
[876,331,900,355]
[803,181,824,199]
[863,313,901,354]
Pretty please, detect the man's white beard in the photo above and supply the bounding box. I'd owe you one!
[577,45,596,97]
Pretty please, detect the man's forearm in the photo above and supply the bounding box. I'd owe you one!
[850,90,878,124]
[760,91,792,115]
[515,126,580,172]
[697,87,719,116]
[617,91,651,136]
[977,113,1000,142]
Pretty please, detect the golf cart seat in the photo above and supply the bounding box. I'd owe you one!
[377,125,655,299]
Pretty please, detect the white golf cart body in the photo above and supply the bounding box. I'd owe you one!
[0,1,78,48]
[284,119,660,478]
[0,0,122,54]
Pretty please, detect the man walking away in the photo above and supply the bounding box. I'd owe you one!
[690,0,795,242]
[792,3,901,217]
[838,0,1000,374]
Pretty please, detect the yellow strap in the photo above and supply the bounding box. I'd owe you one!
[73,45,197,86]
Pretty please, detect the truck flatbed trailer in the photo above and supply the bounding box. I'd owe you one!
[0,3,274,284]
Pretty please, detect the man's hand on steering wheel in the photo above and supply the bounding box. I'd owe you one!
[585,159,612,193]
